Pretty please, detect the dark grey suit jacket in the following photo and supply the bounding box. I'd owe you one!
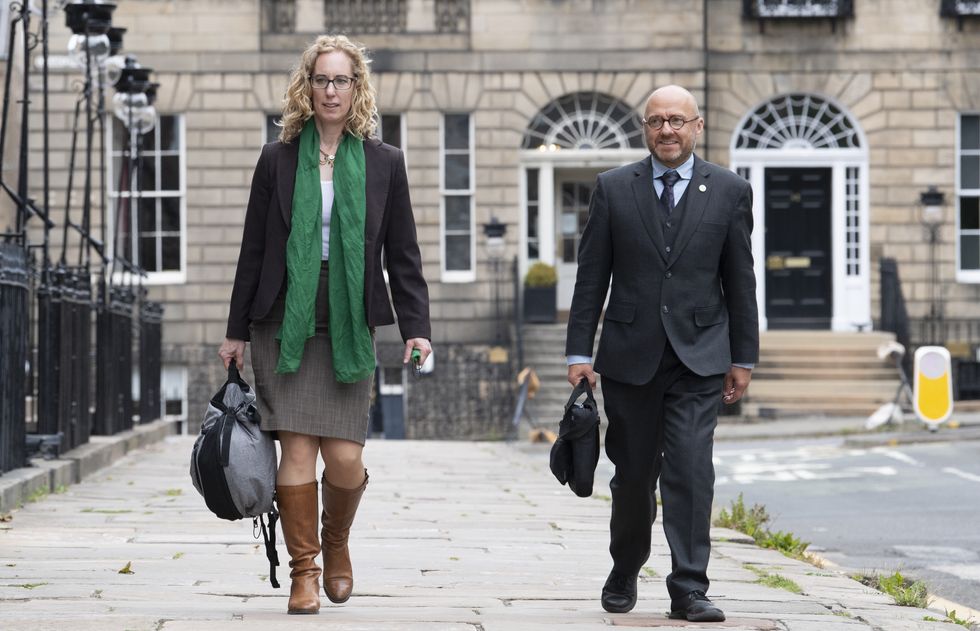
[565,155,758,385]
[226,137,431,343]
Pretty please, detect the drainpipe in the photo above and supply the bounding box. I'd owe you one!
[702,0,710,163]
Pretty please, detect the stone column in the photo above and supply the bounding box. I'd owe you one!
[295,0,324,32]
[407,0,435,32]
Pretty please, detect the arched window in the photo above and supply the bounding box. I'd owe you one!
[735,93,860,150]
[521,92,644,150]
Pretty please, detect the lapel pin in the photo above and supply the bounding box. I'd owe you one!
[699,184,707,192]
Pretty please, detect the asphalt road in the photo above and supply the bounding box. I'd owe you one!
[711,436,980,613]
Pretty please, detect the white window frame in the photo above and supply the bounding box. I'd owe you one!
[957,112,980,283]
[0,3,10,60]
[105,114,187,285]
[439,112,475,283]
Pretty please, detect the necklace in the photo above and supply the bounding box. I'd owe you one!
[318,148,335,168]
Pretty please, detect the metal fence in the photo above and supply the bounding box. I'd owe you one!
[0,244,29,473]
[0,2,165,474]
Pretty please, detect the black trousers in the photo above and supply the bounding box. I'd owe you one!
[600,342,724,604]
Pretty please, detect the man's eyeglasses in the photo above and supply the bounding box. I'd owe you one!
[642,115,700,131]
[309,74,356,91]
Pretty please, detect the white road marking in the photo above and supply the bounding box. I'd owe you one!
[942,467,980,483]
[872,448,922,467]
[931,563,980,582]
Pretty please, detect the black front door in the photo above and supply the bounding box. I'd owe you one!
[765,167,832,329]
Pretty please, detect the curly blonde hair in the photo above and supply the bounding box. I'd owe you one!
[278,35,378,143]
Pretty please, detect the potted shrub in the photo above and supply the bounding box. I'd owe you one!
[523,261,558,323]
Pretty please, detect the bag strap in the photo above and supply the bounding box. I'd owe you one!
[218,412,235,467]
[564,378,596,415]
[210,359,251,412]
[255,507,281,589]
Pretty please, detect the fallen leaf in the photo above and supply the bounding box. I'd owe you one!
[118,561,134,575]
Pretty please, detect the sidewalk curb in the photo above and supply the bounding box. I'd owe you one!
[0,418,179,514]
[842,426,980,448]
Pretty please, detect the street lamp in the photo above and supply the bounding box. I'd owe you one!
[919,186,945,345]
[483,217,507,347]
[65,1,115,71]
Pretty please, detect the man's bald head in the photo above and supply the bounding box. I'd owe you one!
[646,85,701,119]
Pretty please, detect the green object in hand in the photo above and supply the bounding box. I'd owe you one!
[411,349,422,365]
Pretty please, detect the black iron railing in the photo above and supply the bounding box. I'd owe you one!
[0,2,165,474]
[0,243,29,473]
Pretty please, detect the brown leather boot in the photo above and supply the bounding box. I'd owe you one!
[276,481,321,614]
[320,470,368,603]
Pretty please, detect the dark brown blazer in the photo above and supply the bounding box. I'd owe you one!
[226,136,431,343]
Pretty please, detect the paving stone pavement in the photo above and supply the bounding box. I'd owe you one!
[0,437,961,630]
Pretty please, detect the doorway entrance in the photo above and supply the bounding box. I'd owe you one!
[764,167,833,329]
[555,170,598,310]
[730,93,870,332]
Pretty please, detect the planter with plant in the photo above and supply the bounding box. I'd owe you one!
[523,262,558,323]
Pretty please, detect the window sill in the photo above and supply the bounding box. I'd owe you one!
[955,270,980,284]
[113,270,186,286]
[441,270,475,284]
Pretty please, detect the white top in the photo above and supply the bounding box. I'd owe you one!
[321,181,334,260]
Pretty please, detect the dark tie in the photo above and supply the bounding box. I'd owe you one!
[659,169,681,213]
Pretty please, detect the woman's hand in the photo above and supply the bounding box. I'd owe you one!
[403,338,432,368]
[218,338,246,370]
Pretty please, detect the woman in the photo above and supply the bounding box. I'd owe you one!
[218,35,431,616]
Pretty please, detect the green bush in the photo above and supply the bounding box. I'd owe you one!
[524,262,557,288]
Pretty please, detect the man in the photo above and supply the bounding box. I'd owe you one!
[565,85,758,622]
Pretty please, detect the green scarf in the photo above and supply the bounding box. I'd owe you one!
[276,119,375,383]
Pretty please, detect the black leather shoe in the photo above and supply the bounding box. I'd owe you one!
[668,590,725,622]
[601,571,637,613]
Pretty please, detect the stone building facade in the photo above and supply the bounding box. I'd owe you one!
[9,0,980,433]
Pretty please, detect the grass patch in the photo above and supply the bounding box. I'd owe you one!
[15,582,48,590]
[81,508,133,514]
[164,488,182,497]
[859,571,928,608]
[172,552,184,560]
[944,609,978,629]
[593,494,611,503]
[833,610,853,618]
[642,567,658,578]
[26,487,50,503]
[755,572,802,594]
[714,494,810,560]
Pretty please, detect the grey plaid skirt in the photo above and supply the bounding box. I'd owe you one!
[249,262,374,444]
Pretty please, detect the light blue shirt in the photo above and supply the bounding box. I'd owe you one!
[652,154,695,206]
[567,154,753,370]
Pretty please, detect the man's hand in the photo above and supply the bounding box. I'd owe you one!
[403,338,433,367]
[218,338,246,370]
[568,363,596,389]
[723,365,752,404]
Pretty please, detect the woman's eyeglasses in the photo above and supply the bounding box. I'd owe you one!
[309,74,356,91]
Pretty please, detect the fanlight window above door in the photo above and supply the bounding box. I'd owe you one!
[735,93,860,150]
[521,92,644,151]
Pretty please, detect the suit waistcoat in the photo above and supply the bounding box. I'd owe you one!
[657,183,691,251]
